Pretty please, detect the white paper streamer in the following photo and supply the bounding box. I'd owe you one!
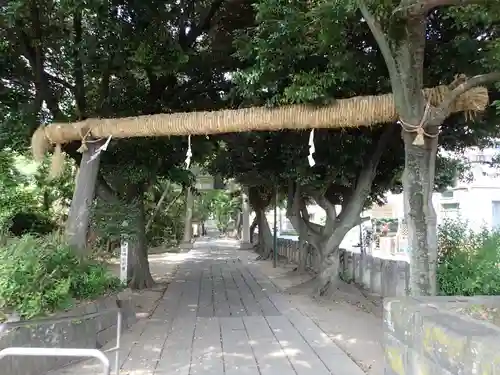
[308,129,316,167]
[88,135,112,163]
[185,135,192,169]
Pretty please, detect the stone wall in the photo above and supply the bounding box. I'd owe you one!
[384,296,500,375]
[276,238,409,297]
[0,294,136,375]
[339,251,410,297]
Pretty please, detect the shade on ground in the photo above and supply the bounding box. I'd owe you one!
[46,239,365,375]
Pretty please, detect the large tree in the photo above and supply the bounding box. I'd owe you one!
[354,0,500,295]
[0,0,253,288]
[226,0,500,295]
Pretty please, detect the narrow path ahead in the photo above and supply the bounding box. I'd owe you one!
[49,239,365,375]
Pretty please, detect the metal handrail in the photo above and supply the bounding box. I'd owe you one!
[0,303,124,375]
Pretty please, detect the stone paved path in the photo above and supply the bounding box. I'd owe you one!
[47,239,365,375]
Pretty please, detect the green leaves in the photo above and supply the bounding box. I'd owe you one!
[0,149,75,233]
[0,234,122,320]
[437,218,500,296]
[210,190,241,234]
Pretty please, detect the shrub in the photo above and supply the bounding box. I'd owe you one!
[437,218,500,296]
[8,211,56,236]
[0,234,123,320]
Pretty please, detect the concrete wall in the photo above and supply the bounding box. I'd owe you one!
[384,296,500,375]
[276,238,409,297]
[0,294,136,375]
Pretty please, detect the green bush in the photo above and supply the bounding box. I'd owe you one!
[0,234,122,320]
[437,218,500,296]
[8,211,57,236]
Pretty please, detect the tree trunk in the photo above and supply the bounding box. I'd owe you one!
[236,212,243,239]
[358,5,440,295]
[65,140,103,255]
[128,196,154,290]
[145,181,170,233]
[317,245,341,296]
[297,236,308,273]
[403,133,438,295]
[285,182,357,293]
[256,208,274,259]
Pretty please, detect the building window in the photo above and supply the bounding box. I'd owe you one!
[441,203,460,219]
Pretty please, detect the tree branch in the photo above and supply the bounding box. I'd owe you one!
[357,0,403,97]
[339,123,399,221]
[286,182,323,237]
[181,0,225,50]
[313,192,337,235]
[299,206,323,236]
[430,72,500,125]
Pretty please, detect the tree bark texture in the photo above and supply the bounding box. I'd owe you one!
[297,235,309,273]
[128,196,155,290]
[248,185,273,254]
[403,133,438,295]
[65,140,103,255]
[255,208,274,259]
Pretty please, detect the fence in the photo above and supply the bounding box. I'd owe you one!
[275,238,410,297]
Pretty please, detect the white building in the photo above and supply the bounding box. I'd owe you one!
[381,147,500,232]
[439,147,500,231]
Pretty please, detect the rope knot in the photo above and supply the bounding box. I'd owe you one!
[76,127,92,153]
[399,99,439,146]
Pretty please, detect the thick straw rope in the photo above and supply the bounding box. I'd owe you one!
[31,84,488,161]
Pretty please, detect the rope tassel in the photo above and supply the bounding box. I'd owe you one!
[185,135,192,169]
[48,144,65,180]
[413,128,425,146]
[308,129,316,167]
[399,99,438,147]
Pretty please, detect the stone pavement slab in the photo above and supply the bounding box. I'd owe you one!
[43,239,365,375]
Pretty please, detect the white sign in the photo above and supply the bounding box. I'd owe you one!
[120,241,129,283]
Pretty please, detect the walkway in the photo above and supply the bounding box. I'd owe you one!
[48,239,365,375]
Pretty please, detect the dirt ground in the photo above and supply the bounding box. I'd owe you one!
[240,251,385,375]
